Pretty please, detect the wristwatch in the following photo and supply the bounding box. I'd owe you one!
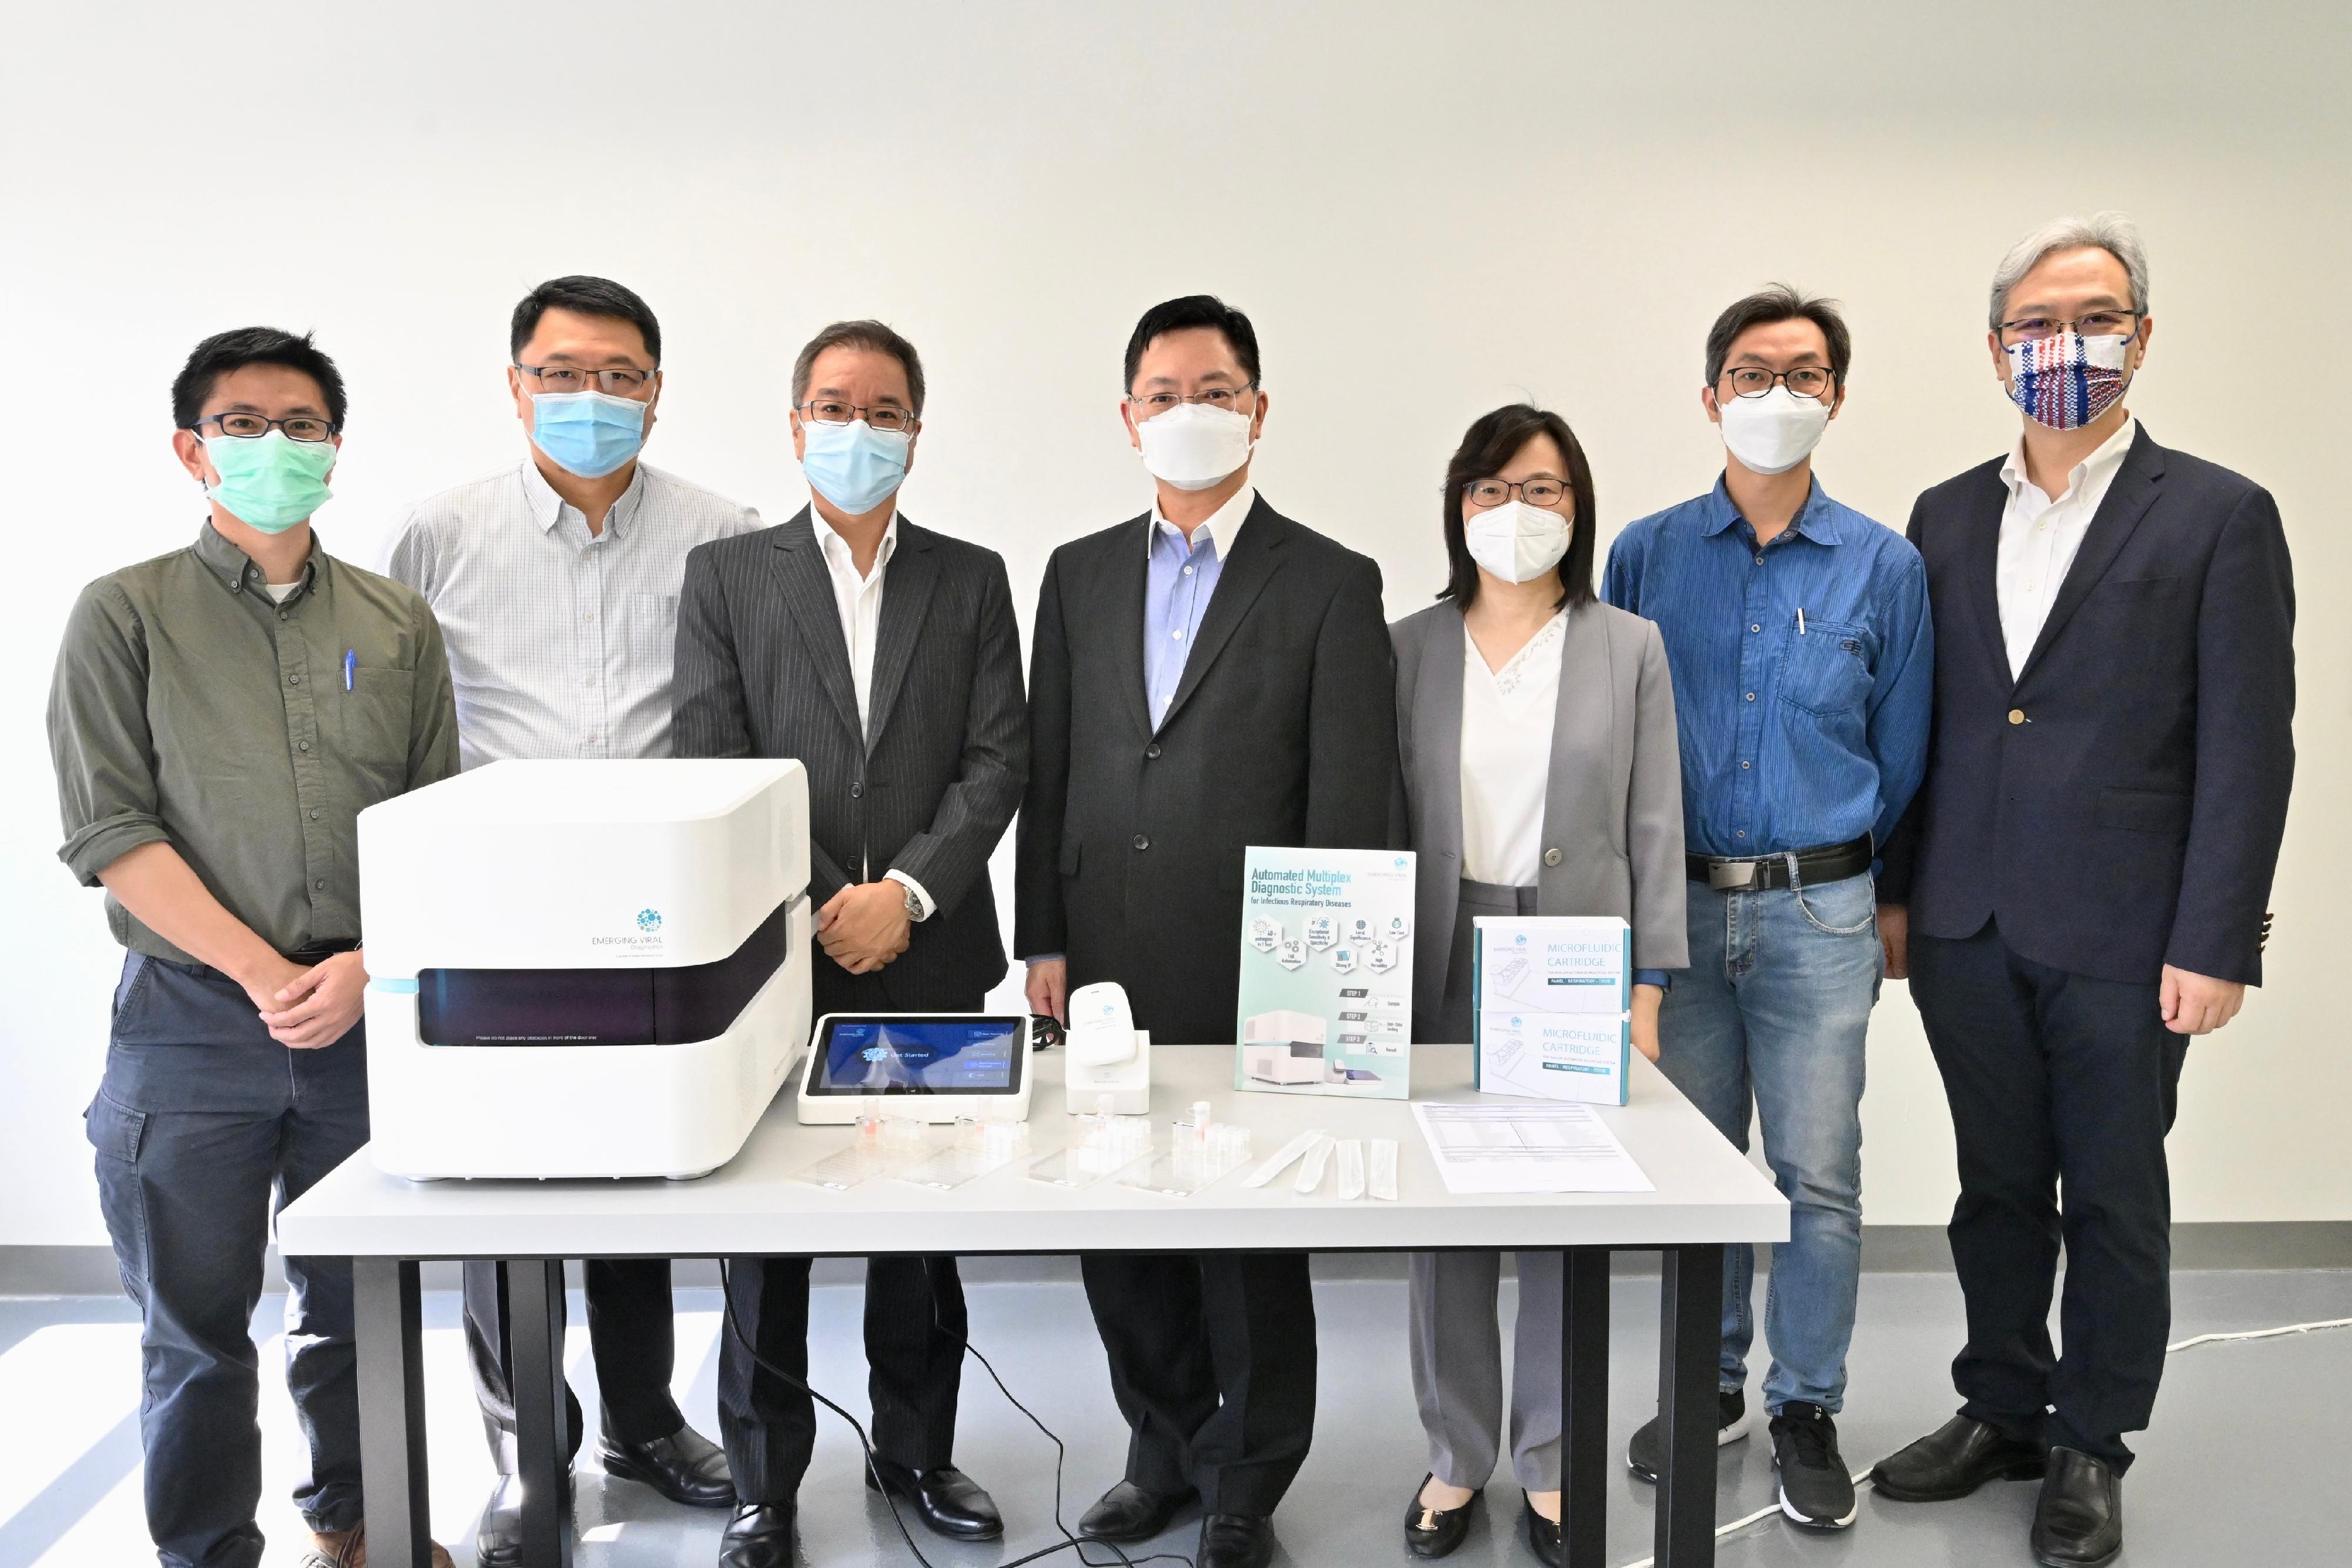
[901,881,926,921]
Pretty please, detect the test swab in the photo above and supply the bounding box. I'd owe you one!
[1242,1129,1326,1188]
[1294,1135,1335,1194]
[1335,1139,1367,1201]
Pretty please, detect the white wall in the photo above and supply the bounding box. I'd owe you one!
[4,2,2346,1245]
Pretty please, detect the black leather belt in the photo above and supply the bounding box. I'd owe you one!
[284,938,361,964]
[1686,835,1872,892]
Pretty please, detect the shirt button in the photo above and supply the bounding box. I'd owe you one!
[313,879,326,891]
[1753,554,1764,565]
[1745,692,1756,701]
[1737,830,1748,839]
[1171,628,1184,639]
[298,740,310,751]
[2009,708,2027,725]
[1145,743,1162,760]
[583,676,594,687]
[309,810,320,820]
[278,611,289,621]
[851,781,864,798]
[1741,760,1752,769]
[1749,624,1760,633]
[1182,565,1195,576]
[1133,834,1151,851]
[1542,847,1563,868]
[288,674,300,685]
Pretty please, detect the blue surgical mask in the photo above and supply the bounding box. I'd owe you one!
[800,419,911,515]
[203,430,336,533]
[530,390,648,478]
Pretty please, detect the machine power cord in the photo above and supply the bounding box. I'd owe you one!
[1609,1313,2352,1568]
[716,1259,1194,1568]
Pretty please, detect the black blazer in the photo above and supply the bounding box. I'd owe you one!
[1014,495,1400,1044]
[673,509,1028,1008]
[1880,426,2293,986]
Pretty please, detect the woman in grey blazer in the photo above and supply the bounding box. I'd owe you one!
[1394,405,1687,1564]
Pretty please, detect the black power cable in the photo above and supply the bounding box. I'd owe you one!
[717,1258,1194,1568]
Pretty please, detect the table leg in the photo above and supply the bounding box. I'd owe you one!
[505,1259,576,1568]
[1653,1243,1725,1568]
[1559,1248,1611,1568]
[353,1258,430,1568]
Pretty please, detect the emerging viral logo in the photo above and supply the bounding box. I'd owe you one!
[637,908,663,932]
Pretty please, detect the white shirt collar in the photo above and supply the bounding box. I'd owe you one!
[1148,483,1257,559]
[519,454,646,537]
[1999,415,2137,504]
[816,507,899,584]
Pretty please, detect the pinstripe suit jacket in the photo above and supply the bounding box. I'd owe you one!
[673,507,1028,1008]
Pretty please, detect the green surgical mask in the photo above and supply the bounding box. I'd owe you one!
[203,430,336,533]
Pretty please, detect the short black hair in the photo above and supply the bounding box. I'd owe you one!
[1438,404,1597,612]
[172,327,348,432]
[791,319,927,417]
[1703,284,1852,390]
[1123,295,1261,393]
[509,275,662,366]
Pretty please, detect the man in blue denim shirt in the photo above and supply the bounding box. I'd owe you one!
[1603,286,1932,1534]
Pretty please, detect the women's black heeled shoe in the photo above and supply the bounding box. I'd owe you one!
[1403,1475,1475,1558]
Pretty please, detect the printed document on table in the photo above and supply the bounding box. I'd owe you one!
[1411,1101,1654,1194]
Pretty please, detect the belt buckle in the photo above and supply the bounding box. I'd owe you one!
[1708,860,1758,892]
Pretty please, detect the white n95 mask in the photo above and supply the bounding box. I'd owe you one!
[1136,401,1255,490]
[1465,500,1571,584]
[1718,385,1832,476]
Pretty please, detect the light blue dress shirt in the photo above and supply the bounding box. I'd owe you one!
[1143,485,1254,729]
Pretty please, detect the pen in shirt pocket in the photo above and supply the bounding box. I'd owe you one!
[343,649,355,691]
[1797,608,1807,636]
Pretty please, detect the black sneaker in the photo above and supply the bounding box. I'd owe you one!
[1770,1402,1857,1530]
[1626,1389,1751,1482]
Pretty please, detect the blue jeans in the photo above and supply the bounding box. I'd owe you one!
[1656,870,1877,1414]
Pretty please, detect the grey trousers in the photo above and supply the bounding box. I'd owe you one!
[1409,1250,1563,1491]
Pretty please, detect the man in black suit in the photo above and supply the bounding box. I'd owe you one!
[1016,295,1399,1568]
[1874,215,2294,1568]
[673,320,1028,1567]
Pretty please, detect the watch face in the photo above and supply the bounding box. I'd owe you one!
[902,883,924,918]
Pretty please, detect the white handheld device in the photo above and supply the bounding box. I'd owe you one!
[1063,981,1151,1114]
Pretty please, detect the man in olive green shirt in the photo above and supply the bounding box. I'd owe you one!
[47,327,459,1568]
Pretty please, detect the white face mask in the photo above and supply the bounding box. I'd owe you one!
[1135,400,1255,491]
[1465,500,1571,584]
[1717,385,1832,476]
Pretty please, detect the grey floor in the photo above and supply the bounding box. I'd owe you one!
[2,1269,2347,1568]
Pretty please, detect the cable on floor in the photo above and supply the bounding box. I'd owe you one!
[716,1258,1192,1568]
[1606,1312,2352,1568]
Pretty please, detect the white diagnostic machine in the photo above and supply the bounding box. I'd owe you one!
[797,1014,1036,1124]
[358,759,813,1181]
[1062,981,1150,1114]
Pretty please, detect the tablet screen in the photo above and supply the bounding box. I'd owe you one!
[809,1017,1027,1096]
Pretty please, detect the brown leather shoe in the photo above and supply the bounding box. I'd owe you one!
[299,1523,456,1568]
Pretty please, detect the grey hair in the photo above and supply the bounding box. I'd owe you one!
[1987,212,2150,329]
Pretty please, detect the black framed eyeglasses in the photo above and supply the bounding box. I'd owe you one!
[514,363,654,396]
[1996,309,2141,345]
[1125,383,1259,416]
[192,413,337,443]
[1464,477,1571,509]
[796,399,917,433]
[1720,366,1836,400]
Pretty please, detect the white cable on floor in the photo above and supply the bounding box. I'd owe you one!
[1607,1313,2352,1568]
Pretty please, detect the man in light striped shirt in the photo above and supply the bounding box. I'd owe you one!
[383,275,758,1562]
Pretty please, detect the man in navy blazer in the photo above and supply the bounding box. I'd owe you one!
[1875,213,2294,1568]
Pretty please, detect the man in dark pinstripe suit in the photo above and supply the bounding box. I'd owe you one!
[672,320,1028,1566]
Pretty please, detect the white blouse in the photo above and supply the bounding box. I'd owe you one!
[1459,610,1566,887]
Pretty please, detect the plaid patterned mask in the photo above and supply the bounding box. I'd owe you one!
[2005,329,2133,431]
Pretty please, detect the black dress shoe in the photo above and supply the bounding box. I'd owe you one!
[1522,1493,1562,1568]
[1872,1413,2046,1503]
[718,1503,797,1568]
[2032,1447,2122,1567]
[1402,1474,1474,1558]
[1198,1513,1276,1568]
[1079,1480,1196,1542]
[600,1424,736,1507]
[473,1472,572,1568]
[864,1456,1005,1540]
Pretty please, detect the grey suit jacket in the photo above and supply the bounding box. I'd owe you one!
[672,507,1028,1009]
[1391,599,1688,1041]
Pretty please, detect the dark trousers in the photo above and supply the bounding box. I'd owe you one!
[88,954,371,1568]
[1080,1252,1318,1517]
[717,1256,972,1502]
[462,1256,685,1465]
[1910,920,2190,1471]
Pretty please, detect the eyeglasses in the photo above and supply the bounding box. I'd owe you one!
[1126,383,1258,416]
[797,399,917,433]
[514,363,654,396]
[1996,310,2141,344]
[193,413,336,443]
[1720,366,1836,400]
[1465,477,1571,509]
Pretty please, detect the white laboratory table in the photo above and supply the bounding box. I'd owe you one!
[280,1044,1786,1568]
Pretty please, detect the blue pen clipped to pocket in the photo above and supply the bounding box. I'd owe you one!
[343,648,355,691]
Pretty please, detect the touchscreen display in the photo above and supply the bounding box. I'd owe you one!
[811,1017,1025,1096]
